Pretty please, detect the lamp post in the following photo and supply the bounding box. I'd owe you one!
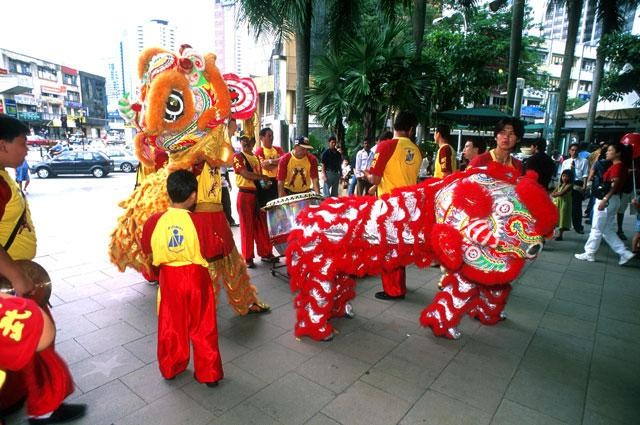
[513,77,525,118]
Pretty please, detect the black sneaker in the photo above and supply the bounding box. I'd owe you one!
[617,231,628,241]
[28,403,87,424]
[374,291,405,300]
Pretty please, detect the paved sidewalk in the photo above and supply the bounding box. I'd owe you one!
[5,212,640,425]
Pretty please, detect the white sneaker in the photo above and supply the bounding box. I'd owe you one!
[574,253,595,262]
[619,252,635,266]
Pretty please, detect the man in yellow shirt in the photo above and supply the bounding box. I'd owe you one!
[1,114,85,424]
[277,137,320,197]
[364,111,421,300]
[433,124,457,178]
[255,127,283,205]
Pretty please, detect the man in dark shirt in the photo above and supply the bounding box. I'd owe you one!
[523,138,555,190]
[321,136,342,197]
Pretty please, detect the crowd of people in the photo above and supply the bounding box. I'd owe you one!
[2,110,638,424]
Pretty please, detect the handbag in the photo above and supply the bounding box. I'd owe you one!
[241,153,272,209]
[592,181,612,200]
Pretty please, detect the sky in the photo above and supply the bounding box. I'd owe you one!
[2,0,218,75]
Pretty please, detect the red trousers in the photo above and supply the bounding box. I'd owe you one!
[381,267,406,297]
[0,308,74,417]
[158,264,223,384]
[236,191,273,261]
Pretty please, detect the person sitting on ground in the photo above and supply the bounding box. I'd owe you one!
[141,169,224,387]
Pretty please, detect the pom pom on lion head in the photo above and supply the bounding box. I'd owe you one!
[133,44,234,169]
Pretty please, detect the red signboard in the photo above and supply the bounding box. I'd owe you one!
[40,85,67,95]
[0,68,8,75]
[61,66,78,75]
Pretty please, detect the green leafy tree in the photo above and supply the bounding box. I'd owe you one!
[424,6,546,112]
[585,0,639,144]
[599,32,640,101]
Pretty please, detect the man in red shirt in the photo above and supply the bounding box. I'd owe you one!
[364,111,421,300]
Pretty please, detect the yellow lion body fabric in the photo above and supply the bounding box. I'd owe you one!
[109,45,262,317]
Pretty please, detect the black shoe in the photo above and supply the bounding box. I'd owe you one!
[261,255,279,263]
[617,231,628,241]
[374,291,405,300]
[230,222,239,227]
[205,381,219,388]
[575,229,584,234]
[246,261,256,269]
[29,403,87,424]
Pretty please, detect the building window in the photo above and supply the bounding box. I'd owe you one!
[37,66,58,81]
[63,73,78,86]
[578,81,592,92]
[549,78,560,89]
[8,59,32,76]
[551,54,563,65]
[67,91,81,102]
[581,59,595,72]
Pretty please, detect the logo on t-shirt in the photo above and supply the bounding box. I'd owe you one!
[405,148,416,164]
[167,226,185,252]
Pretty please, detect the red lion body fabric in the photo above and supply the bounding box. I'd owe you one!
[286,164,557,341]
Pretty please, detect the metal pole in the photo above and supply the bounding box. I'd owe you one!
[513,78,525,118]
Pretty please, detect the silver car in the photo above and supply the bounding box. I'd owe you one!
[104,148,139,173]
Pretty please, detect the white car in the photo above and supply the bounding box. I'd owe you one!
[104,148,139,173]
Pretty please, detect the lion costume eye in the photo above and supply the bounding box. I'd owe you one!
[165,90,184,122]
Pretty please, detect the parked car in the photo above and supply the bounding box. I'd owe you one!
[104,148,139,173]
[30,151,114,178]
[26,135,56,147]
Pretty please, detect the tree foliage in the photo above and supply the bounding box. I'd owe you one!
[599,32,640,101]
[423,6,547,112]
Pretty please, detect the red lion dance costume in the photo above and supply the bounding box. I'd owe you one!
[287,164,557,341]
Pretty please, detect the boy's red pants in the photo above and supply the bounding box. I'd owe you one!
[158,264,223,384]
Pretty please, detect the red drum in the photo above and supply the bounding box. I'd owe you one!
[0,260,52,307]
[264,193,323,255]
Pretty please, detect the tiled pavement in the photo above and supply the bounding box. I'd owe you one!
[4,193,640,424]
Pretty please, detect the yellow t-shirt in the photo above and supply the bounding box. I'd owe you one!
[257,146,282,178]
[0,169,36,260]
[369,137,421,196]
[282,155,313,193]
[149,208,208,267]
[233,152,261,189]
[433,143,457,178]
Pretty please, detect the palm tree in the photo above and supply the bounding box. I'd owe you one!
[584,0,639,144]
[552,0,585,149]
[506,0,526,113]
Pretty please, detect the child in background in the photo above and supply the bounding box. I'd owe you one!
[552,169,573,241]
[141,169,223,387]
[15,159,30,194]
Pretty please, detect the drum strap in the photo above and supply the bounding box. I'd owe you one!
[3,208,26,252]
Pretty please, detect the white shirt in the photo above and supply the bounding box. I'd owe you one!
[354,148,374,178]
[560,157,588,181]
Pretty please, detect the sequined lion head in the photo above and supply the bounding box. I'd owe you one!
[120,45,258,170]
[430,164,558,285]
